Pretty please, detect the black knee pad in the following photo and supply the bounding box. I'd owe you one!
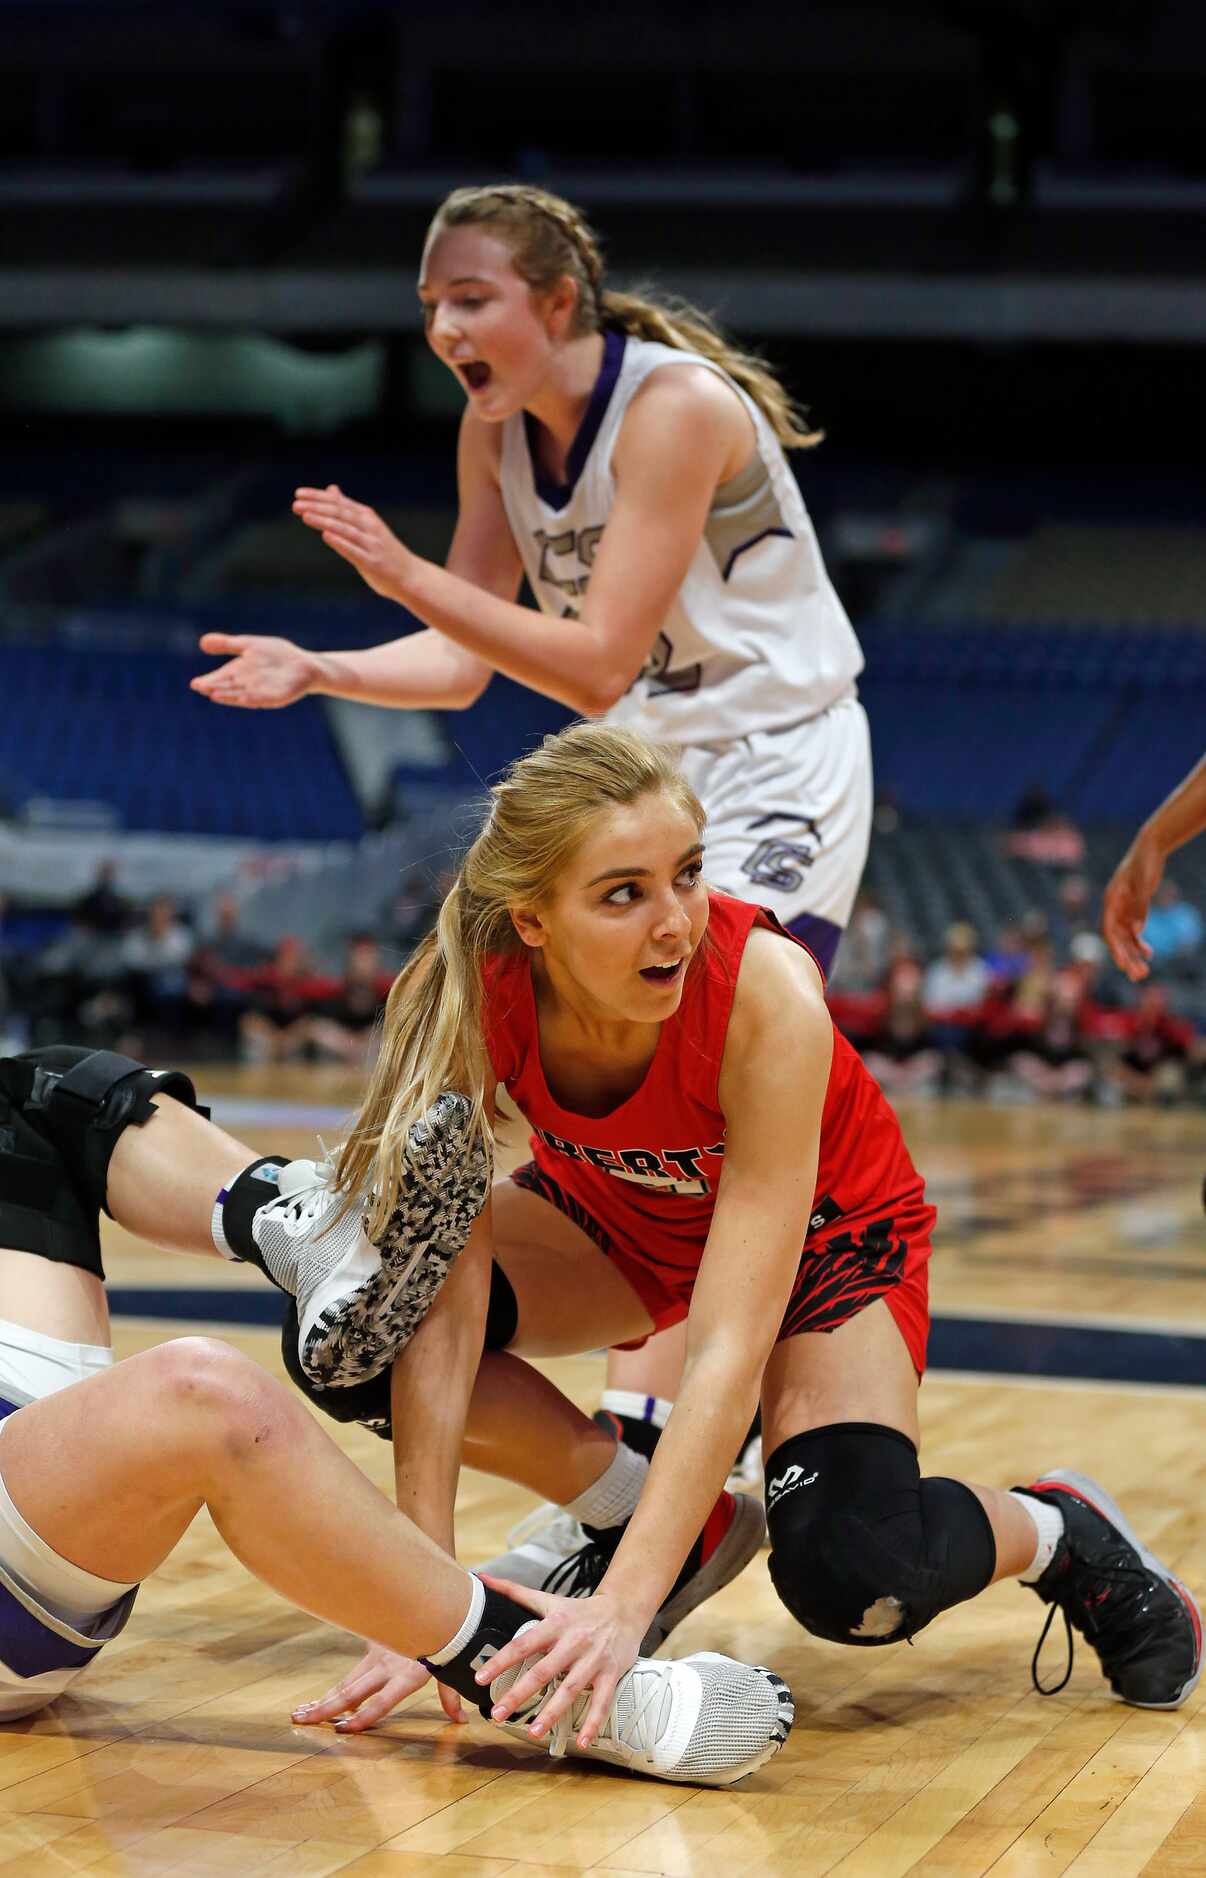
[0,1047,205,1220]
[764,1422,996,1646]
[483,1260,518,1351]
[280,1300,393,1440]
[0,1074,105,1276]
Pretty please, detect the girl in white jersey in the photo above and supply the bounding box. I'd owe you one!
[192,181,872,1517]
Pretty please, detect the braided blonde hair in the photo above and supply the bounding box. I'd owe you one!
[428,182,821,450]
[336,721,705,1239]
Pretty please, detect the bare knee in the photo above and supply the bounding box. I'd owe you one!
[144,1337,298,1466]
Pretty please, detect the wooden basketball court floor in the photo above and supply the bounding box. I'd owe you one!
[2,1067,1203,1876]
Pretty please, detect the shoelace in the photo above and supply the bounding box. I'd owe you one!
[277,1151,337,1228]
[1031,1552,1155,1696]
[543,1540,611,1598]
[281,1184,329,1230]
[502,1657,672,1765]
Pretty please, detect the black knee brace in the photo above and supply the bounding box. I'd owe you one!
[0,1047,205,1221]
[764,1423,996,1645]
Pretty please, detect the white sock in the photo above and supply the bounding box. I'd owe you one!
[424,1574,485,1666]
[209,1188,241,1261]
[564,1441,648,1530]
[1012,1492,1066,1582]
[600,1388,674,1432]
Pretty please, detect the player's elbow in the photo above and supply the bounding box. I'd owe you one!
[446,654,493,709]
[574,659,637,716]
[450,670,491,709]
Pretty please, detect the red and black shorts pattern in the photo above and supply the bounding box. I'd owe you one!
[779,1206,932,1374]
[509,1159,934,1375]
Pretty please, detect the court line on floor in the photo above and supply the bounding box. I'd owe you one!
[106,1290,1206,1390]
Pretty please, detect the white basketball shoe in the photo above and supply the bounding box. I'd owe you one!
[248,1093,490,1387]
[484,1627,794,1784]
[480,1488,766,1654]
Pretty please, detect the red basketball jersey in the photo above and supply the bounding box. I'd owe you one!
[482,889,932,1284]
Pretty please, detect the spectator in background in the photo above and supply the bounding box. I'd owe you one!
[883,929,926,998]
[983,920,1030,985]
[201,892,271,973]
[1054,873,1096,952]
[1004,788,1087,868]
[923,922,991,1016]
[305,934,392,1065]
[922,921,991,1077]
[72,859,129,937]
[862,958,943,1098]
[238,935,322,1063]
[828,890,891,993]
[1107,985,1195,1107]
[184,892,272,1053]
[1012,779,1054,832]
[1140,881,1203,973]
[1065,930,1121,1010]
[120,895,193,1041]
[1005,970,1096,1104]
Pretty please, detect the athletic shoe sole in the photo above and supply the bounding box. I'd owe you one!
[1030,1467,1203,1709]
[641,1492,767,1654]
[300,1093,490,1387]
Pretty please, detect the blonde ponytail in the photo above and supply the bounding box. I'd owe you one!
[599,287,821,450]
[335,723,705,1235]
[428,183,820,450]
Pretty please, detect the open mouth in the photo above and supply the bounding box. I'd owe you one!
[461,361,492,392]
[639,959,685,986]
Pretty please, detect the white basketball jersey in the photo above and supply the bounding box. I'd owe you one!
[498,331,864,747]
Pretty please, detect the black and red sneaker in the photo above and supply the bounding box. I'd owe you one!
[1017,1468,1202,1709]
[541,1490,766,1654]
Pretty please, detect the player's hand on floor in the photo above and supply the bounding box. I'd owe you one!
[1102,839,1162,981]
[292,483,413,601]
[191,633,319,709]
[478,1576,646,1751]
[291,1642,465,1732]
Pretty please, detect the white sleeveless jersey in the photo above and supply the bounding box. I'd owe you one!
[498,331,864,747]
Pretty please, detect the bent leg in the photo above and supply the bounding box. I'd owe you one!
[0,1335,475,1655]
[460,1175,656,1502]
[760,1301,1032,1647]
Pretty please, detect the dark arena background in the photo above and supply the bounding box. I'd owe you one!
[0,2,1203,1871]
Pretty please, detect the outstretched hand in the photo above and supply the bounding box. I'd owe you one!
[293,483,412,601]
[291,1642,465,1733]
[191,633,319,710]
[1102,837,1162,981]
[477,1575,647,1751]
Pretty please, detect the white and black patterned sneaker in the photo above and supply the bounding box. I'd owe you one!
[1020,1468,1203,1709]
[252,1093,490,1388]
[483,1626,794,1785]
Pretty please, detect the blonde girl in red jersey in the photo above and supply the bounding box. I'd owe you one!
[285,721,1198,1745]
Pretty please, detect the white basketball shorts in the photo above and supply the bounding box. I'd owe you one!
[677,693,873,974]
[0,1320,138,1718]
